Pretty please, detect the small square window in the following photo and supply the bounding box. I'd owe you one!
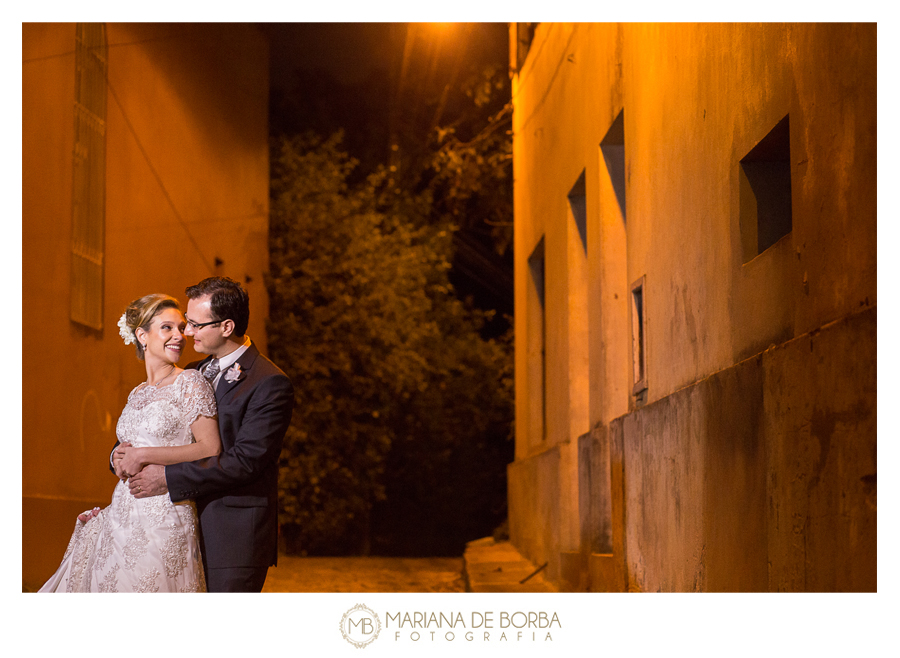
[739,115,792,262]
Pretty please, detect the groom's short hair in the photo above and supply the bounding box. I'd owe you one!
[186,276,250,336]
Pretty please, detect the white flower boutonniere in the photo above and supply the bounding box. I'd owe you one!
[118,313,135,345]
[224,363,243,383]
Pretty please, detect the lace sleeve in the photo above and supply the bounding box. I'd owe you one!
[180,369,217,426]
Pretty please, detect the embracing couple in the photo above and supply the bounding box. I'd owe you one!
[40,276,294,593]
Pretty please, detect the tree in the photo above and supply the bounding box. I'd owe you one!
[267,133,512,555]
[426,64,513,256]
[268,27,515,328]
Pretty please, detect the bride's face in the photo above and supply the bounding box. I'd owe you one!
[139,308,186,366]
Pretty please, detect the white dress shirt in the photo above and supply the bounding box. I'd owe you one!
[205,335,252,389]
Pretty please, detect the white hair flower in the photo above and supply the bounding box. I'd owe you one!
[118,312,135,345]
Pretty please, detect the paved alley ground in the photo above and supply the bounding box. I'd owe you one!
[260,539,555,593]
[261,555,467,592]
[23,540,549,593]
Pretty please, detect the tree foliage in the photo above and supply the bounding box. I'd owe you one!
[267,133,512,555]
[425,64,513,256]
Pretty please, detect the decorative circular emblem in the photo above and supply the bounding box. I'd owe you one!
[340,603,381,648]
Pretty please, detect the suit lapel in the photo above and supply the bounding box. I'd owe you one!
[215,342,260,404]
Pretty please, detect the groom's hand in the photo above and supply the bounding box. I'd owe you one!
[129,464,168,499]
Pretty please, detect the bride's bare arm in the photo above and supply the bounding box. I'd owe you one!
[118,415,222,477]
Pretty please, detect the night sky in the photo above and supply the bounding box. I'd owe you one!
[264,23,398,88]
[263,23,508,88]
[263,23,514,327]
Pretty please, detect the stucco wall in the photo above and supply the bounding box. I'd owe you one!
[606,307,875,592]
[507,448,561,581]
[22,23,270,589]
[509,23,876,591]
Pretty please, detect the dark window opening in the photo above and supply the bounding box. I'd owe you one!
[568,170,587,253]
[739,115,792,262]
[528,238,546,441]
[631,276,647,398]
[601,109,626,224]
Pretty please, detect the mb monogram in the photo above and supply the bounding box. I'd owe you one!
[340,604,382,648]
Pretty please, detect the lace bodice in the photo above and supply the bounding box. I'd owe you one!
[116,369,216,449]
[40,368,215,592]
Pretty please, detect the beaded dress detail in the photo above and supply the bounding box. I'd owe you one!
[40,369,216,593]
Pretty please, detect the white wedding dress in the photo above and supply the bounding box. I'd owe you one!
[40,369,217,593]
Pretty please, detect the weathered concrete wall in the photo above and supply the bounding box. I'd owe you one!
[613,339,768,592]
[22,23,270,589]
[509,23,876,591]
[507,447,561,582]
[606,307,875,592]
[764,309,877,591]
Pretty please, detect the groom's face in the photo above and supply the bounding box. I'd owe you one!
[185,295,228,357]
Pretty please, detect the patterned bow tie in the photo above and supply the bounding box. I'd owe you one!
[203,359,221,382]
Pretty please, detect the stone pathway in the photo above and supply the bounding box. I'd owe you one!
[260,539,554,593]
[262,556,466,593]
[463,538,556,592]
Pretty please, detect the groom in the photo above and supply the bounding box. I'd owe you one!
[122,276,294,592]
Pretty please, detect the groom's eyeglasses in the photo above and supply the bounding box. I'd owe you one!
[185,317,224,330]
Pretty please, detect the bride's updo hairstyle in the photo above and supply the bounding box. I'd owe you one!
[121,294,181,361]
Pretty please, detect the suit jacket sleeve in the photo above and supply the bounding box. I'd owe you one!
[165,372,294,502]
[108,440,120,475]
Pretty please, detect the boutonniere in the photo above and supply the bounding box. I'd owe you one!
[224,363,243,383]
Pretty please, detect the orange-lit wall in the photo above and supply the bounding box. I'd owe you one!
[509,23,876,591]
[22,23,270,589]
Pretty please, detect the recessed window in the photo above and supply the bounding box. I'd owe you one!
[739,115,792,263]
[567,170,589,439]
[527,238,546,442]
[601,109,626,224]
[631,276,647,398]
[70,23,108,330]
[568,170,587,253]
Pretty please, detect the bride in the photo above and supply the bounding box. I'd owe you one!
[40,293,220,593]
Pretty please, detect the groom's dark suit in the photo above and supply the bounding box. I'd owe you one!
[165,342,293,591]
